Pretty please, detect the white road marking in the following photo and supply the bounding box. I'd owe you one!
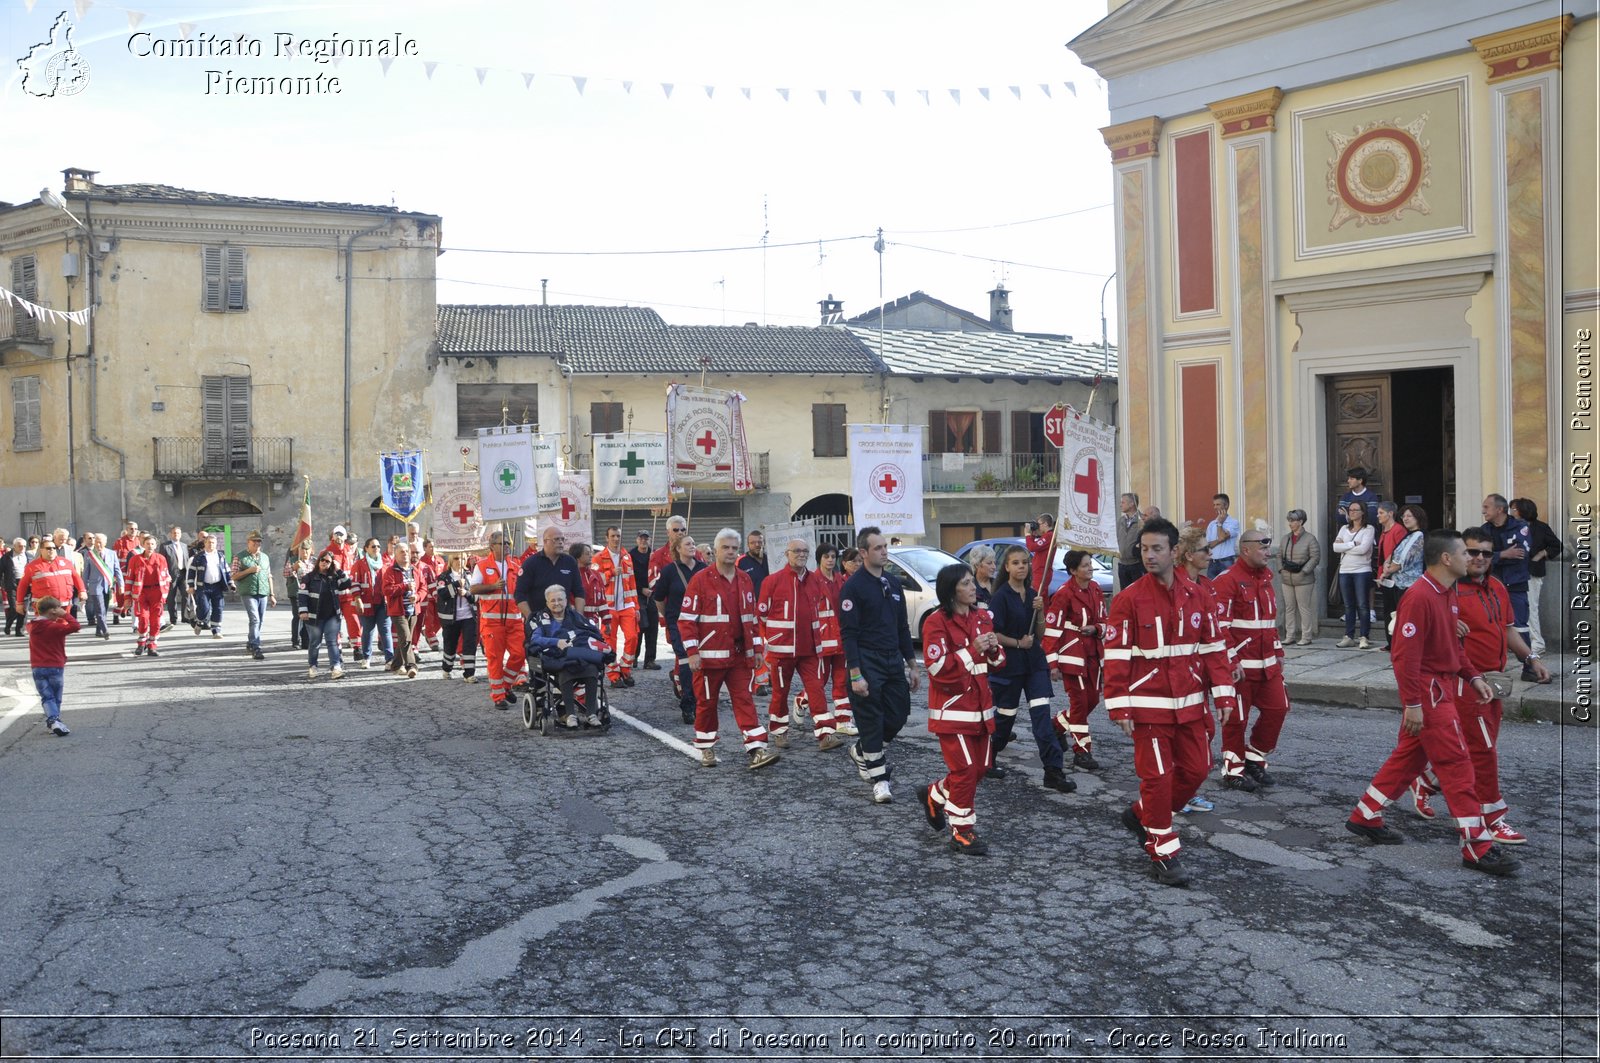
[1381,899,1510,949]
[0,678,41,739]
[608,705,702,761]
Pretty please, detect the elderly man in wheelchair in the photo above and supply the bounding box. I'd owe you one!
[526,584,614,731]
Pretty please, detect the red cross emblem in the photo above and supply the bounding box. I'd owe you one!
[1073,457,1101,516]
[451,503,475,525]
[878,472,898,494]
[560,497,577,520]
[696,430,718,455]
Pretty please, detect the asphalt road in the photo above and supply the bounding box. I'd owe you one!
[0,609,1595,1061]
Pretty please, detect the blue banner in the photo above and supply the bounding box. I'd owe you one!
[379,450,427,521]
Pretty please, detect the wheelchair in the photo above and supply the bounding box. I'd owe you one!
[522,646,614,738]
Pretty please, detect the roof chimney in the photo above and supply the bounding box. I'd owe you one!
[818,293,844,325]
[988,285,1013,332]
[62,167,97,194]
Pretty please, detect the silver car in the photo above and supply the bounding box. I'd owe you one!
[884,545,968,643]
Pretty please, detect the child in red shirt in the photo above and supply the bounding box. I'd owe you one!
[29,596,80,736]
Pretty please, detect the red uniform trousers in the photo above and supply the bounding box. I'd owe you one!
[1129,717,1211,860]
[134,594,165,650]
[1051,661,1101,754]
[768,656,837,739]
[818,653,851,725]
[1349,680,1493,860]
[693,660,767,751]
[929,731,991,830]
[605,608,640,680]
[340,597,362,643]
[479,617,527,705]
[1413,691,1508,824]
[1220,673,1290,778]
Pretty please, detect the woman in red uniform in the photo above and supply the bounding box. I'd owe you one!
[1044,550,1107,772]
[808,543,855,738]
[917,564,1005,855]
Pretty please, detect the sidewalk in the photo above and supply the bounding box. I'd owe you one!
[1280,629,1583,726]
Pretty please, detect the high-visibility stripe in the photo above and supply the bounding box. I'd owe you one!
[764,619,795,629]
[1477,717,1493,749]
[930,706,995,724]
[1231,618,1276,630]
[1127,668,1159,691]
[956,734,973,765]
[1151,835,1180,856]
[927,656,947,676]
[1104,692,1207,711]
[1104,643,1204,661]
[1028,697,1050,709]
[1151,738,1165,774]
[1238,657,1280,670]
[700,649,733,659]
[1054,654,1087,667]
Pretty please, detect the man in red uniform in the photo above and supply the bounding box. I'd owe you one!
[1408,528,1548,841]
[325,526,361,645]
[16,541,86,620]
[1210,530,1291,792]
[111,520,140,620]
[594,526,640,687]
[411,538,445,653]
[1345,530,1516,875]
[1024,514,1058,594]
[678,529,780,771]
[470,531,527,708]
[1104,517,1237,887]
[126,532,172,656]
[758,538,846,751]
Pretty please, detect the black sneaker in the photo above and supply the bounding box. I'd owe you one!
[622,675,636,688]
[133,644,145,657]
[756,684,771,697]
[1464,846,1517,876]
[1072,750,1101,772]
[252,648,265,661]
[985,763,1009,780]
[146,649,159,658]
[641,662,661,671]
[681,707,696,726]
[1121,805,1146,844]
[916,784,946,831]
[1042,767,1077,794]
[949,829,989,855]
[1345,819,1403,845]
[1243,762,1275,787]
[1149,856,1189,887]
[1222,773,1259,792]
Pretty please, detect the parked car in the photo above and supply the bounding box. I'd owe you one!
[952,537,1114,596]
[884,545,968,642]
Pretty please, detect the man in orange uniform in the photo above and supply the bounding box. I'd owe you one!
[758,538,846,751]
[1105,518,1238,887]
[470,531,527,708]
[594,525,640,687]
[1209,530,1292,792]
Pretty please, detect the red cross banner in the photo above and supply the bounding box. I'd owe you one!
[847,424,925,536]
[431,472,488,553]
[593,432,669,507]
[666,383,754,492]
[538,471,593,547]
[1055,407,1118,554]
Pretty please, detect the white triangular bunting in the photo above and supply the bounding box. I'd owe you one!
[73,0,91,17]
[949,88,960,104]
[884,89,895,105]
[126,10,143,29]
[777,87,789,101]
[475,67,488,84]
[179,22,194,39]
[979,87,990,101]
[816,89,826,104]
[704,85,714,99]
[1064,81,1076,96]
[572,75,587,94]
[661,82,673,97]
[917,89,929,105]
[424,61,438,79]
[379,57,393,75]
[1039,83,1051,97]
[24,0,38,12]
[740,86,751,100]
[850,89,862,104]
[1009,85,1022,99]
[622,80,633,93]
[522,72,534,87]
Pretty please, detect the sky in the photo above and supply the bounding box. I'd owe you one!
[4,0,1119,342]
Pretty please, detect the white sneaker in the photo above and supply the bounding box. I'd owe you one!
[835,721,859,737]
[872,780,893,804]
[585,713,602,727]
[361,658,371,670]
[1336,636,1355,648]
[563,714,579,729]
[48,718,70,736]
[307,667,318,680]
[1358,637,1372,650]
[330,667,345,680]
[700,748,719,768]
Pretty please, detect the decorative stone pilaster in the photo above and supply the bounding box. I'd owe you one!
[1102,118,1163,503]
[1208,87,1284,139]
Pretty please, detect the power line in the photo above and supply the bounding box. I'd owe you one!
[891,202,1111,235]
[886,240,1111,279]
[440,234,872,256]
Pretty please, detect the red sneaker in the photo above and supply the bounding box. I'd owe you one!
[1408,781,1436,820]
[1489,820,1527,845]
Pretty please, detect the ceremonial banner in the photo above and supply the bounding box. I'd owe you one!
[1055,407,1118,554]
[476,428,540,522]
[539,471,593,547]
[666,384,753,491]
[762,518,818,571]
[847,424,925,535]
[593,433,670,506]
[530,433,562,511]
[378,449,426,522]
[288,477,313,554]
[431,473,488,552]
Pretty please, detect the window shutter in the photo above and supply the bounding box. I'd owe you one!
[202,247,223,312]
[928,410,947,455]
[591,402,622,435]
[12,255,38,340]
[201,376,226,469]
[225,376,251,470]
[812,403,846,457]
[12,376,41,450]
[982,410,1002,454]
[830,404,846,457]
[1011,411,1030,455]
[224,247,247,311]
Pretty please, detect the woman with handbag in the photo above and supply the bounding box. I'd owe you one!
[1278,510,1321,645]
[1332,501,1376,648]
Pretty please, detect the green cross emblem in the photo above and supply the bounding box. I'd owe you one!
[498,466,517,488]
[492,460,521,494]
[619,451,645,476]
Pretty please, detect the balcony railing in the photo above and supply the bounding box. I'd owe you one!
[153,436,295,480]
[923,451,1061,493]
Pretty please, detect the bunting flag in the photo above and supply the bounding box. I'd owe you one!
[288,476,313,554]
[593,432,669,506]
[379,449,426,521]
[0,286,93,327]
[431,472,488,552]
[1055,407,1118,555]
[666,383,753,493]
[848,424,925,536]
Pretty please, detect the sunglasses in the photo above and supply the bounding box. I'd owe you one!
[1243,538,1271,547]
[1465,549,1493,558]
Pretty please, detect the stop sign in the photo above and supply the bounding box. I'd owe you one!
[1043,404,1067,448]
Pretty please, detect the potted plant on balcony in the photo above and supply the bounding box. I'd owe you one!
[974,471,1002,493]
[1015,461,1044,487]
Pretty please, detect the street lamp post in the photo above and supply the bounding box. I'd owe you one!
[1100,271,1117,377]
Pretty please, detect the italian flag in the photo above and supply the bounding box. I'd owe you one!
[289,477,313,553]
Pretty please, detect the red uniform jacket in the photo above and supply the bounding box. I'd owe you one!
[580,566,611,628]
[1042,579,1106,677]
[1455,575,1512,674]
[677,566,761,670]
[923,607,1003,735]
[1025,532,1055,593]
[1209,560,1284,681]
[28,614,80,667]
[326,541,358,602]
[807,570,844,658]
[1103,573,1237,725]
[350,555,388,616]
[16,556,84,614]
[649,543,707,591]
[1391,573,1481,709]
[126,553,171,607]
[380,564,421,618]
[112,534,139,567]
[758,565,818,659]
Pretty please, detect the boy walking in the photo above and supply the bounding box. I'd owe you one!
[30,596,80,736]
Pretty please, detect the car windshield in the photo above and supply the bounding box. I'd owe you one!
[894,548,957,582]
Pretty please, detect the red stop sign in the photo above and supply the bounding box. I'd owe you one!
[1043,404,1067,448]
